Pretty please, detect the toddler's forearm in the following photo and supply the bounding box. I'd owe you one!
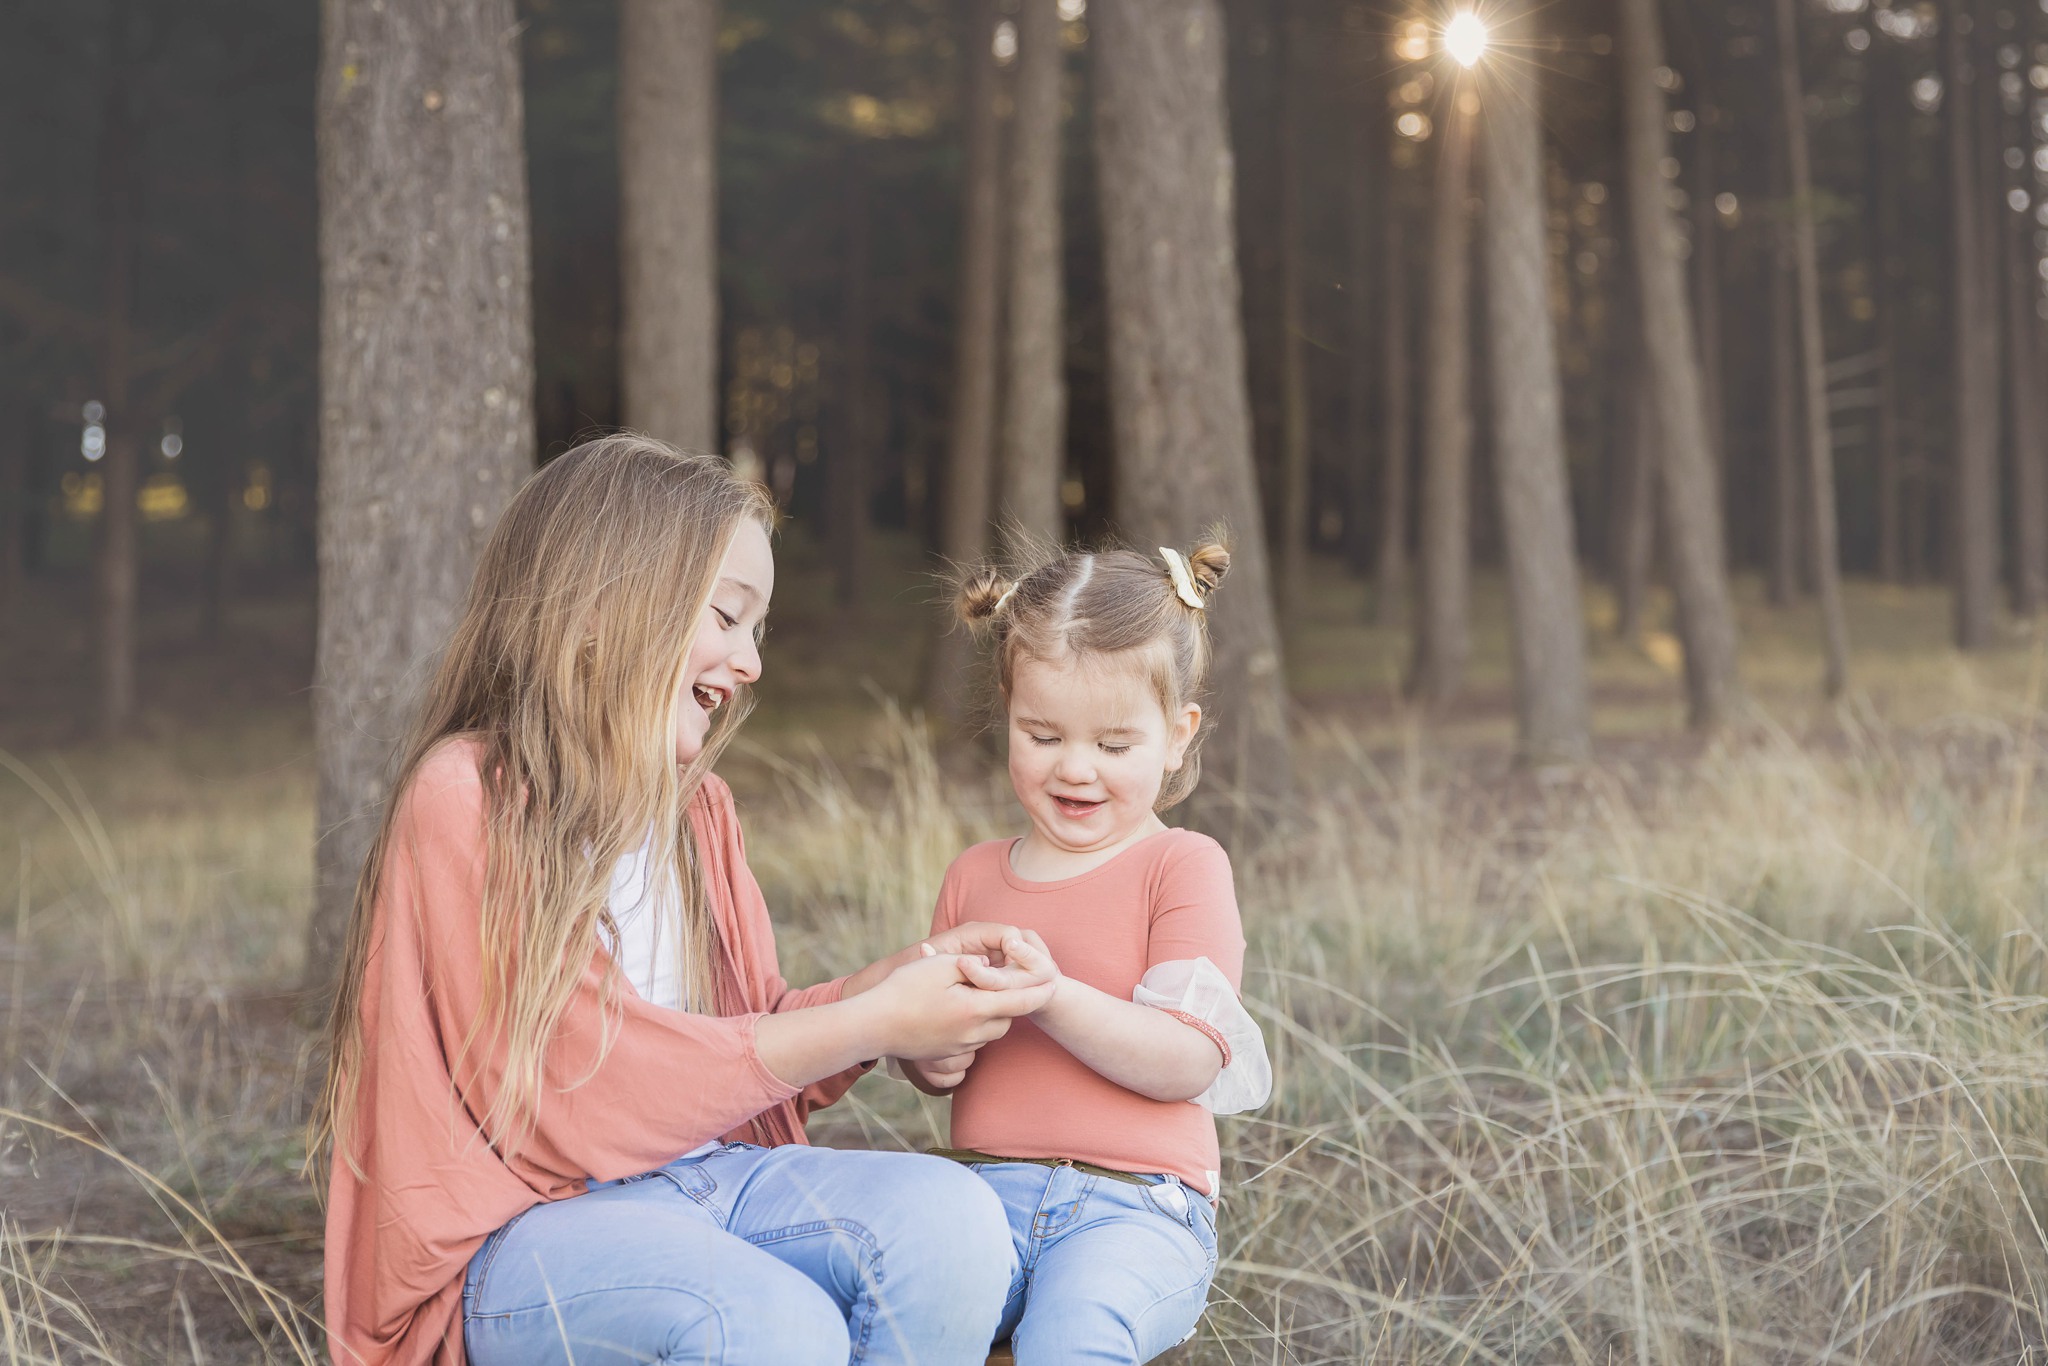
[1034,977,1224,1102]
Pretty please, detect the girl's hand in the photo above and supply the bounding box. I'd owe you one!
[858,947,1055,1062]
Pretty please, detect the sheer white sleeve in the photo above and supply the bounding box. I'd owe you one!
[1133,956,1272,1115]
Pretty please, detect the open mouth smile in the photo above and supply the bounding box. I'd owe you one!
[1052,795,1104,818]
[692,684,727,714]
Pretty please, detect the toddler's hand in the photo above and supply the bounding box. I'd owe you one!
[959,929,1060,1002]
[924,920,1029,967]
[906,1050,978,1091]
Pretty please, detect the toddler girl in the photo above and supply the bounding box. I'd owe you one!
[904,538,1272,1364]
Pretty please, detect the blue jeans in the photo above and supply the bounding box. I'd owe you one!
[462,1142,1015,1365]
[970,1162,1218,1365]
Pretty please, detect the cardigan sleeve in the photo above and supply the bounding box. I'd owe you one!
[394,749,802,1186]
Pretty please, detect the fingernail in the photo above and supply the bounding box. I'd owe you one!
[920,943,936,957]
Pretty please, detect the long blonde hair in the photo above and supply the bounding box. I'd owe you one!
[314,435,775,1168]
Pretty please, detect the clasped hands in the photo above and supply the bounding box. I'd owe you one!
[880,921,1061,1091]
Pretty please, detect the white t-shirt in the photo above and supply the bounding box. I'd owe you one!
[605,836,689,1011]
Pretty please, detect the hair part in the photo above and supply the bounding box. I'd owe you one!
[314,435,775,1173]
[953,532,1231,810]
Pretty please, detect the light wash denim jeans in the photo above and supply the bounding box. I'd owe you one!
[969,1161,1218,1365]
[462,1142,1015,1365]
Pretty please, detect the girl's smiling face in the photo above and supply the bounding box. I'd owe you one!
[1006,651,1201,865]
[674,518,774,765]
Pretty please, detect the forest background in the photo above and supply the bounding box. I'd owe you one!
[9,0,2048,1359]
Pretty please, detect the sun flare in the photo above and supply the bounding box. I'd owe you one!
[1444,11,1489,67]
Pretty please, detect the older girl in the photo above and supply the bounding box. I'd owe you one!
[904,540,1273,1364]
[316,436,1047,1366]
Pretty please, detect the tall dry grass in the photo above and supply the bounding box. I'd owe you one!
[764,707,2048,1363]
[7,694,2048,1362]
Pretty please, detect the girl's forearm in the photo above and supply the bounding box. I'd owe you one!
[1033,977,1223,1102]
[753,995,889,1088]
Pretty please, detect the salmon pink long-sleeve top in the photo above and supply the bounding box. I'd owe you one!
[322,738,868,1366]
[930,829,1245,1195]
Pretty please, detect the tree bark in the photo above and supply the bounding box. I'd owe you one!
[1766,235,1801,606]
[1690,109,1726,476]
[998,0,1066,549]
[1343,57,1378,577]
[1774,0,1850,696]
[831,152,873,610]
[1093,0,1293,835]
[309,0,536,996]
[1608,226,1654,641]
[1616,372,1657,642]
[0,401,24,631]
[1869,38,1906,584]
[94,0,141,737]
[928,0,1005,724]
[1480,48,1591,763]
[1946,0,2000,647]
[203,86,256,644]
[197,435,237,642]
[2006,81,2046,613]
[1226,0,1283,554]
[1619,0,1741,727]
[1274,0,1311,608]
[1373,202,1412,628]
[618,0,720,451]
[1408,84,1474,704]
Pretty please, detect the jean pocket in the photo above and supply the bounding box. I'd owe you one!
[654,1161,720,1209]
[1139,1178,1217,1263]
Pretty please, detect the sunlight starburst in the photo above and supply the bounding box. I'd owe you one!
[1444,11,1489,67]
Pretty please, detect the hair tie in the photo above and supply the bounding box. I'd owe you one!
[993,581,1019,615]
[1159,548,1205,610]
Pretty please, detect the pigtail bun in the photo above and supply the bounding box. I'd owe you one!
[955,565,1016,634]
[1183,536,1231,602]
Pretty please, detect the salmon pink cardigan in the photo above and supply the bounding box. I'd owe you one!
[322,739,867,1365]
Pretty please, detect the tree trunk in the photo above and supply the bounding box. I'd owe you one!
[1619,0,1742,727]
[1226,0,1283,556]
[1093,0,1293,835]
[1946,0,2000,647]
[831,152,873,610]
[200,459,236,641]
[998,0,1066,549]
[1274,0,1311,608]
[1774,0,1850,696]
[1869,40,1906,584]
[1608,232,1654,641]
[203,91,255,644]
[1691,107,1726,474]
[1407,85,1474,704]
[1480,46,1591,763]
[1373,174,1412,627]
[94,0,140,737]
[1616,375,1657,642]
[928,0,1005,724]
[618,0,720,451]
[1766,175,1801,606]
[0,401,24,631]
[1343,58,1378,577]
[309,0,536,996]
[2007,91,2046,612]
